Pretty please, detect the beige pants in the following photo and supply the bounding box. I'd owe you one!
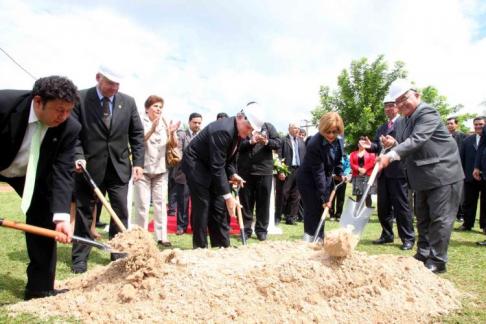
[134,172,168,242]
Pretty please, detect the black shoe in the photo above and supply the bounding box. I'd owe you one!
[400,242,414,250]
[256,233,267,241]
[372,237,394,244]
[285,219,297,225]
[454,225,471,231]
[24,288,69,301]
[425,262,446,274]
[71,262,87,274]
[167,213,176,217]
[95,222,107,228]
[476,240,486,246]
[110,253,128,262]
[413,253,427,264]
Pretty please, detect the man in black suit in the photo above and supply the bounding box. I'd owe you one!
[361,96,415,250]
[474,120,486,245]
[173,112,202,235]
[71,65,145,272]
[275,122,306,225]
[237,116,280,241]
[458,117,485,233]
[0,76,81,300]
[180,103,264,248]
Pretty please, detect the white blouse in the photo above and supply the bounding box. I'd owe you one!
[141,113,168,174]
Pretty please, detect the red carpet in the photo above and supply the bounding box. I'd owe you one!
[148,203,241,234]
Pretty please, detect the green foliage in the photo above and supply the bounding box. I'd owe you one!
[311,55,407,152]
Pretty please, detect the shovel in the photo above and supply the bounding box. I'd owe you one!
[233,185,247,246]
[78,162,127,232]
[0,218,113,252]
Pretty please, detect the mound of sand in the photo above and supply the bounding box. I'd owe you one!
[324,227,359,257]
[7,227,460,323]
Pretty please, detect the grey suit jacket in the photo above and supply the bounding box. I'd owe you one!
[173,129,195,184]
[393,102,464,191]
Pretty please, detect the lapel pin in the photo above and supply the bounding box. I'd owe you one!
[118,105,122,109]
[53,138,58,142]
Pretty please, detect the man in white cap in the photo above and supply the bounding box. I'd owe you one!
[180,102,264,248]
[71,64,145,273]
[375,79,464,274]
[361,95,415,250]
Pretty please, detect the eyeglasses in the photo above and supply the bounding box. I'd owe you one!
[395,92,414,105]
[324,130,340,135]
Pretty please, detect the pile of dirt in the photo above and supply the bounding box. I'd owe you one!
[324,227,359,257]
[7,228,460,323]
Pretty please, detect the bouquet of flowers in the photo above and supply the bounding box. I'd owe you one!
[273,152,291,176]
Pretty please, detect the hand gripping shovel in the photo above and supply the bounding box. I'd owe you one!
[0,218,113,252]
[233,185,247,246]
[304,181,345,243]
[78,162,126,232]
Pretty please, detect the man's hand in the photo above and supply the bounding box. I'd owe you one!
[473,168,482,181]
[322,201,332,210]
[375,155,390,173]
[229,174,246,187]
[359,137,371,149]
[225,197,240,218]
[54,221,72,244]
[132,166,143,182]
[381,135,397,149]
[332,174,348,183]
[250,132,260,145]
[75,159,86,173]
[278,173,286,181]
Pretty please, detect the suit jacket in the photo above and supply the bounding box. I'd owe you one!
[173,129,196,184]
[452,131,468,150]
[180,116,239,196]
[349,150,375,177]
[0,90,81,214]
[277,134,306,172]
[393,102,464,191]
[475,125,486,179]
[367,117,406,179]
[72,87,144,184]
[297,133,344,203]
[461,134,479,182]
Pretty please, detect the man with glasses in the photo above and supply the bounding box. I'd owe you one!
[376,79,464,274]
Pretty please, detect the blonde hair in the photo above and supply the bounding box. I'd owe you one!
[318,112,344,135]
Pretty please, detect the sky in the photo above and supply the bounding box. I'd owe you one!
[1,0,485,135]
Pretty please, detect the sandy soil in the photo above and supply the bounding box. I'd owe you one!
[6,227,460,323]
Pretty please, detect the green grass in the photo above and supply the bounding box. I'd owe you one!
[0,189,485,323]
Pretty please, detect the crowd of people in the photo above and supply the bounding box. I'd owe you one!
[1,66,485,301]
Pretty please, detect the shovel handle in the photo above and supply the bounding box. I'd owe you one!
[233,186,247,245]
[0,218,67,240]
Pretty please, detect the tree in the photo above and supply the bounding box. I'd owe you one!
[311,55,407,152]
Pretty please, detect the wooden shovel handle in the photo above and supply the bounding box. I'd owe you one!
[235,195,244,230]
[93,188,127,232]
[1,218,67,239]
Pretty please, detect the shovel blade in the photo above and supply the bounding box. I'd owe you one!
[302,232,314,242]
[340,197,375,235]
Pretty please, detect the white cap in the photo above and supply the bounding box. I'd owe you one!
[245,102,265,132]
[389,79,414,100]
[383,94,395,104]
[98,64,124,83]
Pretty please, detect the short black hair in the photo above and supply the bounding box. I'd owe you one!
[216,112,229,120]
[189,112,202,121]
[473,116,486,123]
[31,76,80,105]
[446,117,459,124]
[299,128,306,134]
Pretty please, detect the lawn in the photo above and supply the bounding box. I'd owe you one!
[0,189,485,323]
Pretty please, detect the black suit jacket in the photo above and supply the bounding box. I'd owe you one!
[475,125,486,179]
[0,90,81,214]
[277,134,306,172]
[72,87,144,184]
[173,129,196,184]
[462,134,479,182]
[180,116,239,196]
[368,117,406,179]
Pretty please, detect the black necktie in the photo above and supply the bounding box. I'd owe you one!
[103,97,111,128]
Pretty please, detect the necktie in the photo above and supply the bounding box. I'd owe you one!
[229,137,240,160]
[21,121,42,214]
[294,137,300,166]
[388,120,393,130]
[102,97,111,128]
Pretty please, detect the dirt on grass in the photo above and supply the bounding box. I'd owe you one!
[7,227,460,323]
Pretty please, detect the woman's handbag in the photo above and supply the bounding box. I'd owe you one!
[162,117,181,167]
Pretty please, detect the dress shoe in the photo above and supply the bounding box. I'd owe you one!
[24,288,69,301]
[176,229,184,235]
[413,253,427,263]
[71,262,87,274]
[256,233,267,241]
[400,242,414,250]
[454,225,471,231]
[167,213,176,217]
[476,240,486,246]
[158,241,172,247]
[425,262,446,274]
[372,237,394,244]
[95,222,107,228]
[110,253,128,261]
[285,219,297,225]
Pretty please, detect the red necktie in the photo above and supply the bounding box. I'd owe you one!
[387,120,393,130]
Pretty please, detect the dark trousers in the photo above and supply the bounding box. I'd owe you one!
[72,160,129,266]
[275,168,301,222]
[463,180,486,229]
[176,182,190,232]
[186,179,230,249]
[0,175,57,291]
[330,181,347,219]
[298,183,325,239]
[167,167,177,215]
[239,174,272,236]
[376,177,415,244]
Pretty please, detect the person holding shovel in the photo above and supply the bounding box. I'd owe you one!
[297,112,347,241]
[375,79,464,274]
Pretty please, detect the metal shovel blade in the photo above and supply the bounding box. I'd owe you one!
[339,197,375,235]
[71,235,113,252]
